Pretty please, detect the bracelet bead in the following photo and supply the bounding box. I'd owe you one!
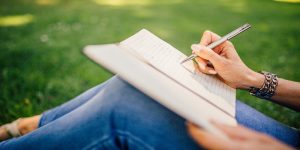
[249,71,278,99]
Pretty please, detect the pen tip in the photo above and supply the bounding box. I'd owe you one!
[180,60,186,64]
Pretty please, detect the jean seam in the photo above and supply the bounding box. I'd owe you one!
[83,135,111,150]
[114,130,154,150]
[84,130,154,150]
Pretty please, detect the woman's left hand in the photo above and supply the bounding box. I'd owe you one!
[187,122,293,150]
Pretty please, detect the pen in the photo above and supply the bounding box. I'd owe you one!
[180,23,251,64]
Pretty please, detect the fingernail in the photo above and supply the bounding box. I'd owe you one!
[208,70,217,74]
[191,44,201,51]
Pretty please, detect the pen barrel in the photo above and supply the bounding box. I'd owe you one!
[207,37,227,49]
[206,23,251,50]
[181,23,251,64]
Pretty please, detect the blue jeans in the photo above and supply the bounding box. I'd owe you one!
[0,76,299,149]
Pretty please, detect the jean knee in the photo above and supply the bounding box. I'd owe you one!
[88,76,200,149]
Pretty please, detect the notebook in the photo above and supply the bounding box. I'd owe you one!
[84,29,237,137]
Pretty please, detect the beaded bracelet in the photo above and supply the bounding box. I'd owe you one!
[249,71,278,99]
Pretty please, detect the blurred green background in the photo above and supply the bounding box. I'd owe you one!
[0,0,299,128]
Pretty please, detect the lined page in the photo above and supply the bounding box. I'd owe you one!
[120,29,236,116]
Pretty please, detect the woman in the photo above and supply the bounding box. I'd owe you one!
[0,31,299,150]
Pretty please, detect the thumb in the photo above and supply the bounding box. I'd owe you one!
[192,44,224,67]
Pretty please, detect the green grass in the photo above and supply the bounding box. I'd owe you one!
[0,0,299,128]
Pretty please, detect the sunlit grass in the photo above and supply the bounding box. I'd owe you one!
[93,0,184,6]
[0,14,34,27]
[274,0,300,3]
[36,0,59,5]
[93,0,151,6]
[218,0,248,13]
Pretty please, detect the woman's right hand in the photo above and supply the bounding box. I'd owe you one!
[192,31,264,90]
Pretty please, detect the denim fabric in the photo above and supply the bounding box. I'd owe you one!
[0,76,299,149]
[236,100,299,147]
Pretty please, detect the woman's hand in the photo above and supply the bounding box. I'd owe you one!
[192,31,264,89]
[187,122,293,150]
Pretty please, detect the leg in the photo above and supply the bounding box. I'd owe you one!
[236,100,299,147]
[0,77,109,141]
[1,76,298,149]
[39,78,110,127]
[0,77,200,150]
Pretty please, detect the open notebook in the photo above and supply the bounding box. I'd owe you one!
[84,29,237,137]
[119,29,236,116]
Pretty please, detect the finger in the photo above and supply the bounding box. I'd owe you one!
[215,124,279,147]
[194,57,207,70]
[191,44,209,70]
[187,122,233,150]
[199,31,235,55]
[193,61,201,74]
[212,121,262,140]
[194,57,217,75]
[192,44,217,74]
[199,30,221,46]
[192,45,224,67]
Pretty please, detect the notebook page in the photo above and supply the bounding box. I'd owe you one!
[120,29,236,116]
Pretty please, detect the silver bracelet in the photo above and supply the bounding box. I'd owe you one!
[249,71,278,99]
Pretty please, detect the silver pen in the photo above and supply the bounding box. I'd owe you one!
[180,23,251,64]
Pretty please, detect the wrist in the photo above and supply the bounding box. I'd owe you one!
[243,71,265,90]
[249,71,279,99]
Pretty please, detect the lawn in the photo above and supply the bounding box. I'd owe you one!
[0,0,299,128]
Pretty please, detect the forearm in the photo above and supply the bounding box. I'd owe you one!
[245,72,300,111]
[271,78,300,111]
